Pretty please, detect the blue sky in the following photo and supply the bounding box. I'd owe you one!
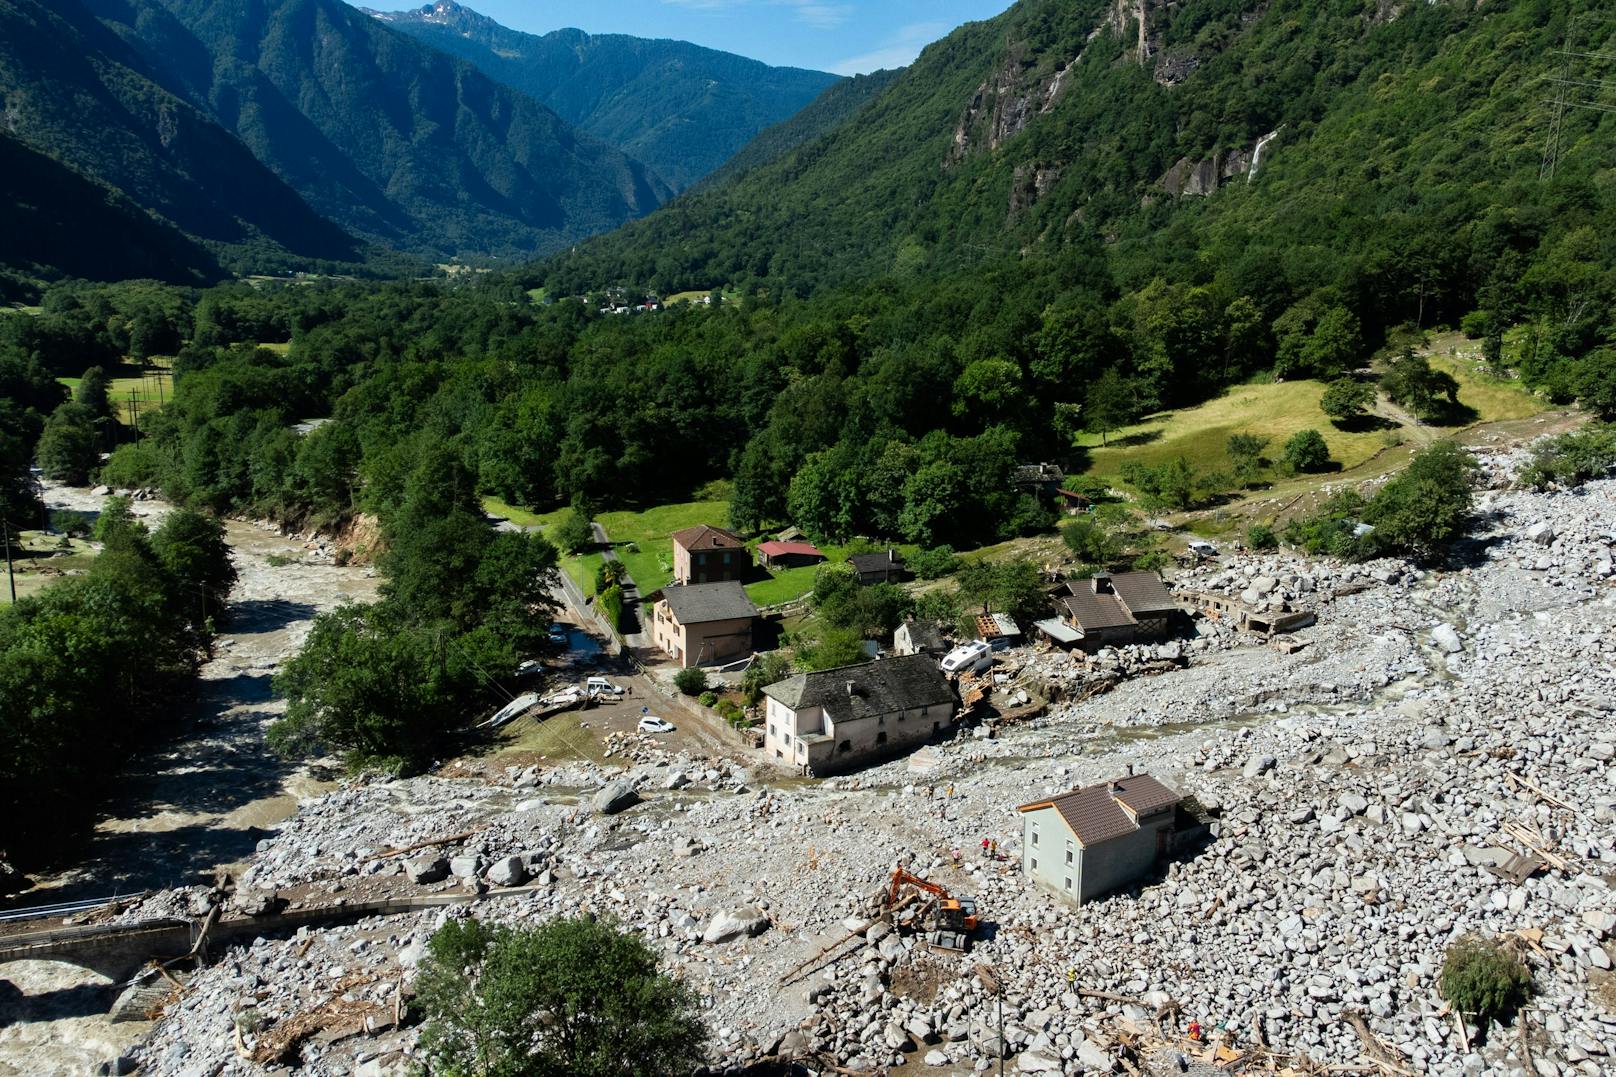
[391,1,1015,74]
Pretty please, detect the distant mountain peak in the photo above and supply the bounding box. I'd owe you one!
[376,3,839,192]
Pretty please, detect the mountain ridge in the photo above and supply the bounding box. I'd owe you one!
[366,0,839,191]
[82,0,672,262]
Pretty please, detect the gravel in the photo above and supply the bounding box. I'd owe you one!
[120,450,1616,1076]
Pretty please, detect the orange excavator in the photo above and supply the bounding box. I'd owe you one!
[883,864,980,953]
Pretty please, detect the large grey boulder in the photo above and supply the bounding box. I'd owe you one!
[594,779,639,815]
[405,857,449,884]
[1431,624,1464,654]
[485,855,527,887]
[701,906,769,944]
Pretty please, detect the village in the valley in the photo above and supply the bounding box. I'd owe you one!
[6,431,1612,1077]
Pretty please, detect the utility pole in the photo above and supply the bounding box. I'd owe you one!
[2,517,16,604]
[977,963,1004,1077]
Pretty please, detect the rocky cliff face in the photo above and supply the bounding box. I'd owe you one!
[1159,127,1282,197]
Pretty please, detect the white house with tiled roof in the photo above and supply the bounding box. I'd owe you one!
[1016,774,1181,905]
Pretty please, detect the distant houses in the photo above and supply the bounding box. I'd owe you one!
[671,524,749,585]
[650,581,757,668]
[762,654,956,775]
[1017,774,1183,905]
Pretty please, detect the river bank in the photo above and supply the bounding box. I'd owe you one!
[0,485,380,1075]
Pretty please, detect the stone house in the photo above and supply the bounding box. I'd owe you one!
[671,524,749,585]
[1058,570,1178,651]
[1017,774,1181,905]
[650,581,757,668]
[762,654,956,775]
[893,618,947,657]
[849,549,906,585]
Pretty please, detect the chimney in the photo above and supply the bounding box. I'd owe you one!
[1107,778,1121,795]
[845,680,859,698]
[1091,573,1113,595]
[888,547,897,563]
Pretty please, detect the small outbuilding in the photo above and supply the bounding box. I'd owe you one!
[894,618,948,657]
[757,540,826,570]
[1017,774,1182,905]
[849,549,906,585]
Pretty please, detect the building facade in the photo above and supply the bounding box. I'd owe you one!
[762,655,956,775]
[1017,774,1180,905]
[650,581,757,668]
[671,525,749,585]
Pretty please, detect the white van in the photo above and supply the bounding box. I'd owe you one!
[585,676,625,697]
[940,640,993,675]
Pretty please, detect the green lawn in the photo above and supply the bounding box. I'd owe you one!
[594,501,729,595]
[1080,350,1546,484]
[0,533,98,606]
[57,359,174,427]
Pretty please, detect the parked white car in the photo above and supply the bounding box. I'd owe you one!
[1186,539,1219,559]
[940,639,993,675]
[585,676,624,696]
[638,716,675,734]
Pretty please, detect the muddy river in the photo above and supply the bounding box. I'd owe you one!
[0,486,380,1074]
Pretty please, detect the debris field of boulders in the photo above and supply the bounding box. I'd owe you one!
[111,444,1616,1076]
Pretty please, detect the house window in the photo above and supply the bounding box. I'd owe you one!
[1064,876,1072,892]
[1065,840,1074,865]
[769,724,776,738]
[1030,857,1037,871]
[1031,826,1039,848]
[775,749,782,759]
[877,731,887,746]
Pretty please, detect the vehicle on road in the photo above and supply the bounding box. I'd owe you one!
[638,716,675,733]
[547,626,569,645]
[1186,539,1219,559]
[586,676,625,697]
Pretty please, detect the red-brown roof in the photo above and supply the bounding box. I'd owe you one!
[1018,774,1180,847]
[671,524,744,552]
[758,540,823,559]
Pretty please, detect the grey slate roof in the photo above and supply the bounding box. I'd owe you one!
[1062,589,1136,631]
[1018,774,1180,847]
[763,654,954,722]
[659,581,758,624]
[849,550,905,574]
[1108,571,1178,615]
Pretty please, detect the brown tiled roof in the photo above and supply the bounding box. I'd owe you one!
[1017,774,1180,847]
[1062,590,1135,631]
[1108,571,1178,616]
[671,524,744,552]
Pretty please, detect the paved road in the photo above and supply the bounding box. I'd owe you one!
[588,521,652,651]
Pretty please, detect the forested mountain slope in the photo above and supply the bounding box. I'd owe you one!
[83,0,671,261]
[0,133,223,295]
[701,68,904,190]
[0,0,357,285]
[370,1,839,192]
[541,0,1612,308]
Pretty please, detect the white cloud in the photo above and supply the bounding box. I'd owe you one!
[831,19,945,75]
